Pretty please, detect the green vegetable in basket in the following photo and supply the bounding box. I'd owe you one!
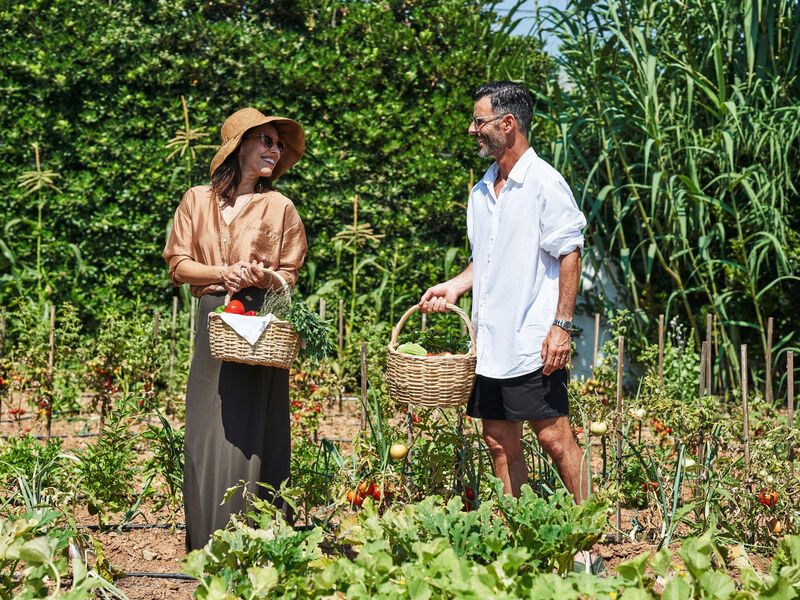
[396,342,427,356]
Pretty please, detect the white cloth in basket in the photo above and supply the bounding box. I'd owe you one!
[217,313,278,345]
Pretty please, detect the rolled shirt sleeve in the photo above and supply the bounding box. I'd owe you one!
[163,190,195,285]
[261,203,307,291]
[538,178,586,258]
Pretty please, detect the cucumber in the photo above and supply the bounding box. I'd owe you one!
[396,342,427,356]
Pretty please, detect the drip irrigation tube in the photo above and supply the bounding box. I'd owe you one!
[124,572,196,580]
[76,524,186,531]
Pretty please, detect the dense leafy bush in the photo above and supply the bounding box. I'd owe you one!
[0,0,549,318]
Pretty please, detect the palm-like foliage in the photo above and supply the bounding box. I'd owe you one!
[17,143,62,196]
[164,95,213,161]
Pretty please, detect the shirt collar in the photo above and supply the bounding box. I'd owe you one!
[507,147,537,184]
[480,147,538,190]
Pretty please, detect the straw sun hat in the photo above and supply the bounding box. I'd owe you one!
[209,108,305,181]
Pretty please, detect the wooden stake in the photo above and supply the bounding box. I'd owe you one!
[705,314,712,396]
[699,341,707,400]
[46,305,55,440]
[0,306,6,356]
[766,317,774,403]
[698,341,707,467]
[319,298,326,321]
[360,342,367,431]
[168,296,178,396]
[615,335,624,540]
[741,345,751,478]
[658,314,664,392]
[714,315,722,393]
[338,299,344,352]
[592,312,600,375]
[788,351,794,476]
[153,310,160,348]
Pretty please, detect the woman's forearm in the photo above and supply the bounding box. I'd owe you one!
[174,260,225,286]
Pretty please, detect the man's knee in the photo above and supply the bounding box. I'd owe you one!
[483,429,521,458]
[536,425,570,462]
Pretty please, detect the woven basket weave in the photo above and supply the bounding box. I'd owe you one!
[208,270,301,369]
[385,304,477,408]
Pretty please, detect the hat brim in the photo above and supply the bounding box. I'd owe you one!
[209,115,305,181]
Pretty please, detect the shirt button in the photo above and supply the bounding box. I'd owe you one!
[223,238,228,243]
[223,262,227,266]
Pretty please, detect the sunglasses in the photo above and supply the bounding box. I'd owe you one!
[249,133,285,153]
[469,114,503,128]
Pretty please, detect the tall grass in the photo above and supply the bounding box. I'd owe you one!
[529,0,800,390]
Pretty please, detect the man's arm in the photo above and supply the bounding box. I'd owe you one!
[419,262,473,313]
[541,249,582,375]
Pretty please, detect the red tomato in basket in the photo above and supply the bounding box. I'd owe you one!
[224,300,245,314]
[243,310,257,316]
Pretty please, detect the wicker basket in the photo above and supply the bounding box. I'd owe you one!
[385,303,477,408]
[208,271,301,369]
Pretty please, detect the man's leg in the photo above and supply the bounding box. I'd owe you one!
[529,415,590,503]
[481,419,525,497]
[531,415,602,571]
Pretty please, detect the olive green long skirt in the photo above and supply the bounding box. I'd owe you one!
[183,289,290,552]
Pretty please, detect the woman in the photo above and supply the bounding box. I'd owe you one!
[163,107,307,551]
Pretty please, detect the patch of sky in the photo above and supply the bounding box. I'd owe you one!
[493,0,568,54]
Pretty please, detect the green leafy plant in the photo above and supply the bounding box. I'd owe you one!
[73,408,139,527]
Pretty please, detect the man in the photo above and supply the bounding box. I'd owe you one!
[420,81,602,573]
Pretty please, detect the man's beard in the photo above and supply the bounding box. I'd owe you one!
[477,129,505,158]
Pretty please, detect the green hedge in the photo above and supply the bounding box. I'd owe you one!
[0,0,550,317]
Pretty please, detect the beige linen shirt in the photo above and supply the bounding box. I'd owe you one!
[163,185,307,297]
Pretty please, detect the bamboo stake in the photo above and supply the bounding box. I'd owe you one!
[789,351,794,476]
[168,296,178,397]
[46,305,55,440]
[766,317,774,403]
[319,298,326,321]
[714,315,721,393]
[0,306,6,356]
[338,299,344,352]
[705,314,712,396]
[615,335,624,540]
[699,341,707,400]
[592,312,600,375]
[741,345,751,478]
[698,341,707,467]
[658,314,664,392]
[360,342,367,431]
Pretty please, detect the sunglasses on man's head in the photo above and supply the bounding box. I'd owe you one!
[249,133,285,153]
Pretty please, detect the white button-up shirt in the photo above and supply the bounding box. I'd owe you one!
[467,148,586,379]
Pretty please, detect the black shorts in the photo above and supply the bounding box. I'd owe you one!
[466,367,569,422]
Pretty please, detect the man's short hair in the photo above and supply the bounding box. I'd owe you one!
[474,81,533,135]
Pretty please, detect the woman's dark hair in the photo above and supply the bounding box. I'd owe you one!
[210,140,273,205]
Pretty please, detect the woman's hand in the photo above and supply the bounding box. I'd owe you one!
[241,260,266,288]
[221,261,252,294]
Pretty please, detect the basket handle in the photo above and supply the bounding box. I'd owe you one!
[389,304,476,356]
[223,269,290,306]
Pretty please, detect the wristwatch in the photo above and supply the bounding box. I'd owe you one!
[553,319,573,333]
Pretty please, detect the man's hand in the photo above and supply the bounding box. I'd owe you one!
[419,282,460,313]
[541,325,572,375]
